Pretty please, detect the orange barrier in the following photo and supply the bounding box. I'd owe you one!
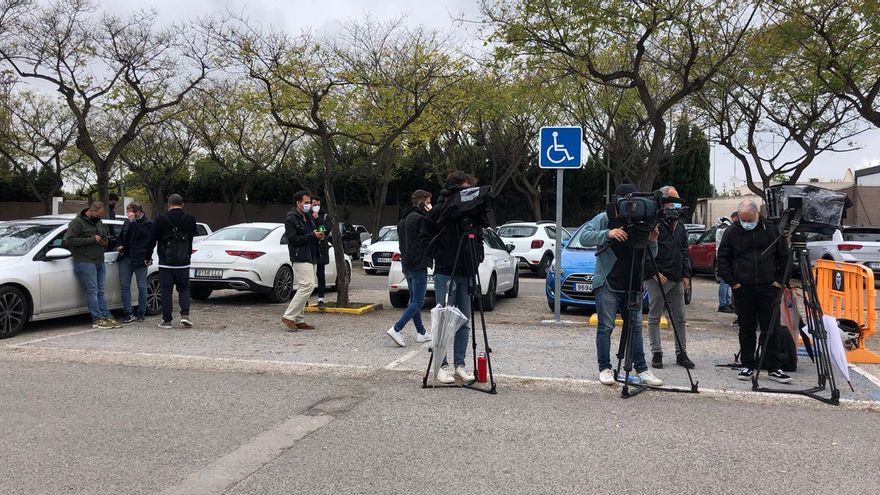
[813,259,880,364]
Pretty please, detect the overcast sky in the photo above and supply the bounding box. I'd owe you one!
[95,0,880,192]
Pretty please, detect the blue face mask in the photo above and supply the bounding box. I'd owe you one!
[741,221,757,231]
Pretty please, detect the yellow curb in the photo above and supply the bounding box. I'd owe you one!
[588,314,668,328]
[305,303,383,315]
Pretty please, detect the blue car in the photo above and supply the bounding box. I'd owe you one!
[545,224,649,314]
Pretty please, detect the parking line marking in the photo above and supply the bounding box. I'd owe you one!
[384,345,427,370]
[159,414,335,495]
[850,364,880,389]
[7,327,109,347]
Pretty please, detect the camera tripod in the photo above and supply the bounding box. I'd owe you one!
[421,225,497,395]
[599,225,699,398]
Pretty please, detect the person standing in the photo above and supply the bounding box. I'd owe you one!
[117,202,153,323]
[282,191,324,331]
[644,186,693,370]
[310,196,331,310]
[578,183,663,387]
[146,194,197,329]
[386,190,433,347]
[716,211,738,313]
[717,200,792,383]
[63,202,121,329]
[107,193,120,220]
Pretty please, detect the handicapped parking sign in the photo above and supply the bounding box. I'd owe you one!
[539,126,583,169]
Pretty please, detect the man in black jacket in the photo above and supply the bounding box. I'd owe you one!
[717,199,792,383]
[385,190,433,347]
[146,194,198,329]
[419,172,484,384]
[282,190,324,331]
[117,202,153,323]
[310,196,331,310]
[645,186,694,370]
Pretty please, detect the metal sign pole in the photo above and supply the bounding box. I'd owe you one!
[554,168,564,323]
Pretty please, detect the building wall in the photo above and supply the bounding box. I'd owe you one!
[856,174,880,187]
[841,186,880,226]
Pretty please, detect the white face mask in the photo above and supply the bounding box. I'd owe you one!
[313,205,320,213]
[425,203,432,211]
[303,204,312,213]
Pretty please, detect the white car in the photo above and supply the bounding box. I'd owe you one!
[0,217,161,338]
[387,228,519,311]
[359,225,395,258]
[799,226,880,278]
[363,227,399,275]
[188,223,351,301]
[36,214,213,244]
[497,221,571,277]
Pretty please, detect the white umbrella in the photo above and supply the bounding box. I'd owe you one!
[819,315,853,391]
[430,303,468,380]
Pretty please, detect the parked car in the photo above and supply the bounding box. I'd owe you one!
[0,216,161,338]
[387,228,519,311]
[684,223,706,232]
[544,223,649,314]
[688,226,719,275]
[36,214,213,244]
[799,226,880,279]
[188,223,351,302]
[363,227,398,275]
[497,221,571,277]
[339,223,370,259]
[360,225,395,259]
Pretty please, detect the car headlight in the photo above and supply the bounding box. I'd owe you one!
[365,250,373,257]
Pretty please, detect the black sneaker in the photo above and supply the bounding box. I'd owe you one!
[718,305,735,314]
[737,368,753,381]
[651,352,663,369]
[676,353,695,369]
[317,300,326,310]
[122,315,136,324]
[768,369,793,383]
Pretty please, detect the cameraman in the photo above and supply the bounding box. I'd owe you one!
[578,183,663,387]
[717,200,792,383]
[645,186,694,370]
[419,171,484,384]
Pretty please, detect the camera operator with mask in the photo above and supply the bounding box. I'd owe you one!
[717,200,792,383]
[419,171,484,384]
[645,186,694,370]
[578,183,664,387]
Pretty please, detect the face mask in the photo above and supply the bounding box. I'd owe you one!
[741,221,757,231]
[312,205,320,213]
[303,204,312,213]
[424,203,432,211]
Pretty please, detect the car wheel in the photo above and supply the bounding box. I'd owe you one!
[504,269,519,298]
[0,286,28,338]
[191,288,213,301]
[537,254,552,278]
[146,273,161,316]
[480,274,497,312]
[389,291,409,308]
[267,265,295,303]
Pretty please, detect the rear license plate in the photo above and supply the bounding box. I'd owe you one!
[377,257,391,263]
[195,269,223,279]
[575,283,592,293]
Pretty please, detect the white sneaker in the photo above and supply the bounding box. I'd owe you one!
[386,327,406,347]
[180,317,193,328]
[599,369,615,385]
[455,366,475,381]
[639,370,664,387]
[436,366,455,384]
[416,332,432,343]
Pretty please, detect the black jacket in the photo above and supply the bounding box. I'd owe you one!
[312,211,331,265]
[285,208,318,264]
[717,219,789,287]
[62,209,109,264]
[146,208,198,268]
[644,219,691,282]
[119,214,153,265]
[419,186,484,277]
[398,206,431,272]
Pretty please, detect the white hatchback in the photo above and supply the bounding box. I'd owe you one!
[188,223,351,302]
[387,228,519,311]
[497,221,571,277]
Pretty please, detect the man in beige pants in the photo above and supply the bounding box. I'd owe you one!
[282,191,324,331]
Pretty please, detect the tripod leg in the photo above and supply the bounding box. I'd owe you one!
[646,254,698,391]
[423,348,434,388]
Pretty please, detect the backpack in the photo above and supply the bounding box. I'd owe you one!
[766,324,798,372]
[161,215,190,265]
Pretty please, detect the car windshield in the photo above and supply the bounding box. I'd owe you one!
[497,226,537,238]
[207,227,271,242]
[843,229,880,242]
[0,223,57,256]
[379,229,399,242]
[564,226,594,250]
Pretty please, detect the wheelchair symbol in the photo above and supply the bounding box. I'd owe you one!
[545,131,574,164]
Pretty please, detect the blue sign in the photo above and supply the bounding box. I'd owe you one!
[539,126,583,169]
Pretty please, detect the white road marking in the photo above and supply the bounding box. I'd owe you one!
[383,344,428,370]
[159,414,334,495]
[7,327,109,347]
[850,364,880,389]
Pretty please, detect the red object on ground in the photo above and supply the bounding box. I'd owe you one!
[477,352,488,383]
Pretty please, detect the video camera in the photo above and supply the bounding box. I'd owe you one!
[608,191,691,226]
[764,184,850,235]
[436,185,493,230]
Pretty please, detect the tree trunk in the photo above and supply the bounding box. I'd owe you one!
[321,137,350,306]
[149,183,167,218]
[96,161,111,206]
[370,180,389,240]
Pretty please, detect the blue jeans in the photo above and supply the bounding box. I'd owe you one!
[73,260,110,322]
[433,273,471,368]
[119,257,148,318]
[718,278,731,307]
[394,267,427,334]
[595,285,647,373]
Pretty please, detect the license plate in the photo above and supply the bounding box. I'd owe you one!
[427,275,434,284]
[195,269,223,279]
[575,283,592,293]
[377,257,391,263]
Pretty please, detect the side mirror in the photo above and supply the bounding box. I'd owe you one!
[505,244,515,253]
[561,239,570,248]
[45,247,72,260]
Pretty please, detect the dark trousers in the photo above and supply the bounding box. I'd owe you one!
[733,284,781,370]
[159,268,190,323]
[316,263,326,298]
